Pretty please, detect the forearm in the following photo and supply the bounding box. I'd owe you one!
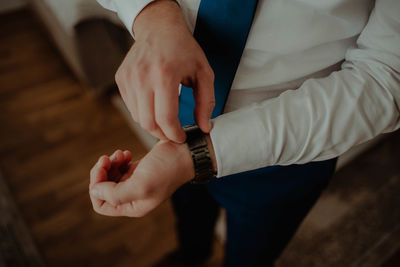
[208,0,400,177]
[211,64,399,176]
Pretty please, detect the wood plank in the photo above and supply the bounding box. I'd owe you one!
[0,170,44,267]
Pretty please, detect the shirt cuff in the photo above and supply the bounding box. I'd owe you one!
[209,103,273,178]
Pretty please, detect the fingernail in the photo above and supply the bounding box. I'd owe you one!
[90,188,100,198]
[208,120,213,131]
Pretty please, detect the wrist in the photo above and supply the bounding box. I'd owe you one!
[133,0,186,39]
[173,141,196,182]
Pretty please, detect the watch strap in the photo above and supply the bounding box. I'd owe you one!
[183,125,215,184]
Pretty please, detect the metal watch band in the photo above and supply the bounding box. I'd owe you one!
[183,125,215,184]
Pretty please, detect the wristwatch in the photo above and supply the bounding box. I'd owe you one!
[183,125,216,184]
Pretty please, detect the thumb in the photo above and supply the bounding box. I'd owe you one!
[193,67,215,133]
[90,180,133,206]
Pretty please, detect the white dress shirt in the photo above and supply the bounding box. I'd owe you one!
[97,0,400,177]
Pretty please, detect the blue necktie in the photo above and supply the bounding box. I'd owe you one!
[178,0,259,125]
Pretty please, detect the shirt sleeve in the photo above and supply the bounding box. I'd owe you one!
[210,0,400,177]
[96,0,155,36]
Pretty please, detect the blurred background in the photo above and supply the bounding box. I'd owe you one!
[0,0,399,266]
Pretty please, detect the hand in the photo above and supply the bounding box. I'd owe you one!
[89,141,195,217]
[115,0,215,143]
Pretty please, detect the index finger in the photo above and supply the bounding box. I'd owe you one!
[154,82,186,143]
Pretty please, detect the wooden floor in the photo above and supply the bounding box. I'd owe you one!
[0,9,219,267]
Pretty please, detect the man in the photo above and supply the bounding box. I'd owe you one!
[89,0,400,266]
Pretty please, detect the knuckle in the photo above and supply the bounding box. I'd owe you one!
[109,196,121,207]
[115,66,130,84]
[158,61,173,76]
[198,63,214,79]
[123,203,140,218]
[136,58,148,71]
[140,64,151,75]
[135,62,149,80]
[135,71,147,86]
[119,64,148,87]
[115,68,122,85]
[206,67,215,80]
[209,99,216,108]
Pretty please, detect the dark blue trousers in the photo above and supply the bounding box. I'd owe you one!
[172,158,337,267]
